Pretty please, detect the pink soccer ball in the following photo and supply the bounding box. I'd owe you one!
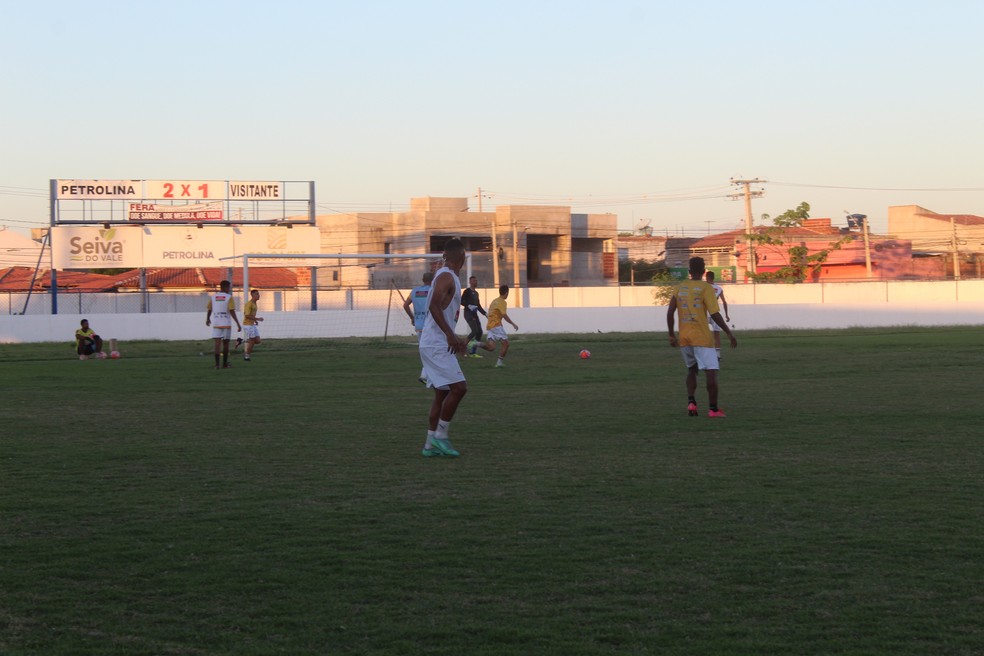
[579,349,591,359]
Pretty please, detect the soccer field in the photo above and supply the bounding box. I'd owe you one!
[2,328,983,655]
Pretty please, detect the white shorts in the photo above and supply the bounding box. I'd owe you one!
[681,346,719,370]
[709,321,721,333]
[244,325,260,340]
[487,326,509,342]
[419,345,466,390]
[211,327,232,340]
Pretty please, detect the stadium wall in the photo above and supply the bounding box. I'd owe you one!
[1,280,982,343]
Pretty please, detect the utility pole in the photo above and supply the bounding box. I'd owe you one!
[512,221,522,307]
[861,216,873,278]
[729,178,765,278]
[477,187,500,286]
[951,216,961,281]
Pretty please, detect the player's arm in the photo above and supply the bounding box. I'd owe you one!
[666,296,678,347]
[720,291,730,321]
[428,274,465,354]
[205,301,212,326]
[710,312,737,348]
[503,312,518,330]
[244,306,257,324]
[403,294,414,321]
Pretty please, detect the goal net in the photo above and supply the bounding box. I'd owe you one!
[226,252,470,342]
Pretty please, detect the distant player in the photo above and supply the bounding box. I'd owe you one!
[704,271,730,357]
[240,289,263,361]
[470,284,518,368]
[75,319,104,360]
[403,271,434,338]
[418,239,468,457]
[667,257,737,417]
[206,280,241,369]
[462,276,487,357]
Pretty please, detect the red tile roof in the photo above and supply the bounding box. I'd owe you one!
[0,267,299,292]
[689,220,843,250]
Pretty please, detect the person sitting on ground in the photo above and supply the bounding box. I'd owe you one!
[75,319,105,360]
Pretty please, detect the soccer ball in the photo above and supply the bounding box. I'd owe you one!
[109,351,121,359]
[579,349,591,359]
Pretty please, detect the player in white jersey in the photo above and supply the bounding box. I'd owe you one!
[205,279,242,369]
[704,270,730,357]
[418,239,468,458]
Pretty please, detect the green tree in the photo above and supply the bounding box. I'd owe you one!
[748,202,849,283]
[650,269,678,305]
[619,258,668,285]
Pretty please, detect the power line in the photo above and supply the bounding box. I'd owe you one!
[770,181,984,192]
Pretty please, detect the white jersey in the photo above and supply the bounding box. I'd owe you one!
[210,292,233,328]
[419,267,461,350]
[708,283,724,332]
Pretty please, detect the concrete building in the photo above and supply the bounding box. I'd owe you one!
[314,197,618,290]
[888,205,984,279]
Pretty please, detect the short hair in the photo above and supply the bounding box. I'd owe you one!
[688,257,706,276]
[219,280,231,290]
[499,284,509,295]
[250,288,259,295]
[705,271,715,282]
[443,237,465,257]
[80,319,88,326]
[423,272,434,284]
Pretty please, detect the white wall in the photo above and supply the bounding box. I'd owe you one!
[3,280,982,344]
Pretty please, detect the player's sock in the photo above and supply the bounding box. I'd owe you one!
[710,404,719,412]
[424,430,436,449]
[688,396,697,404]
[436,419,451,438]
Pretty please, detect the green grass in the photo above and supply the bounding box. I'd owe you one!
[2,328,983,655]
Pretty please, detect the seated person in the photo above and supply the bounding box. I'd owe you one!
[75,319,104,360]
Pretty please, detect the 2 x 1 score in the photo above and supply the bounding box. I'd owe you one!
[142,180,283,200]
[145,180,218,200]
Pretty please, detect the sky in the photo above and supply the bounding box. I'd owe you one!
[2,0,983,239]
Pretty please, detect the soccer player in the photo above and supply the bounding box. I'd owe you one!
[704,271,730,358]
[240,289,264,361]
[205,280,241,369]
[462,275,487,357]
[75,319,104,360]
[403,271,434,338]
[418,239,468,457]
[469,284,519,368]
[667,257,737,417]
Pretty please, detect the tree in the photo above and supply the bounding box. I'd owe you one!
[747,202,848,283]
[768,201,811,228]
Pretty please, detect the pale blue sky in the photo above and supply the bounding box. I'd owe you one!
[2,0,982,236]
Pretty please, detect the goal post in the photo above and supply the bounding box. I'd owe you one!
[219,252,472,341]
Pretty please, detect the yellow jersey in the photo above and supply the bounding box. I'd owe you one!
[75,328,96,348]
[673,280,720,347]
[486,296,507,330]
[243,300,258,326]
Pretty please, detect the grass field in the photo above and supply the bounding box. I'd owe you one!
[2,327,983,655]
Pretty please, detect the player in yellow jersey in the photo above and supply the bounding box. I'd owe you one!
[667,257,737,417]
[469,284,519,367]
[239,289,264,361]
